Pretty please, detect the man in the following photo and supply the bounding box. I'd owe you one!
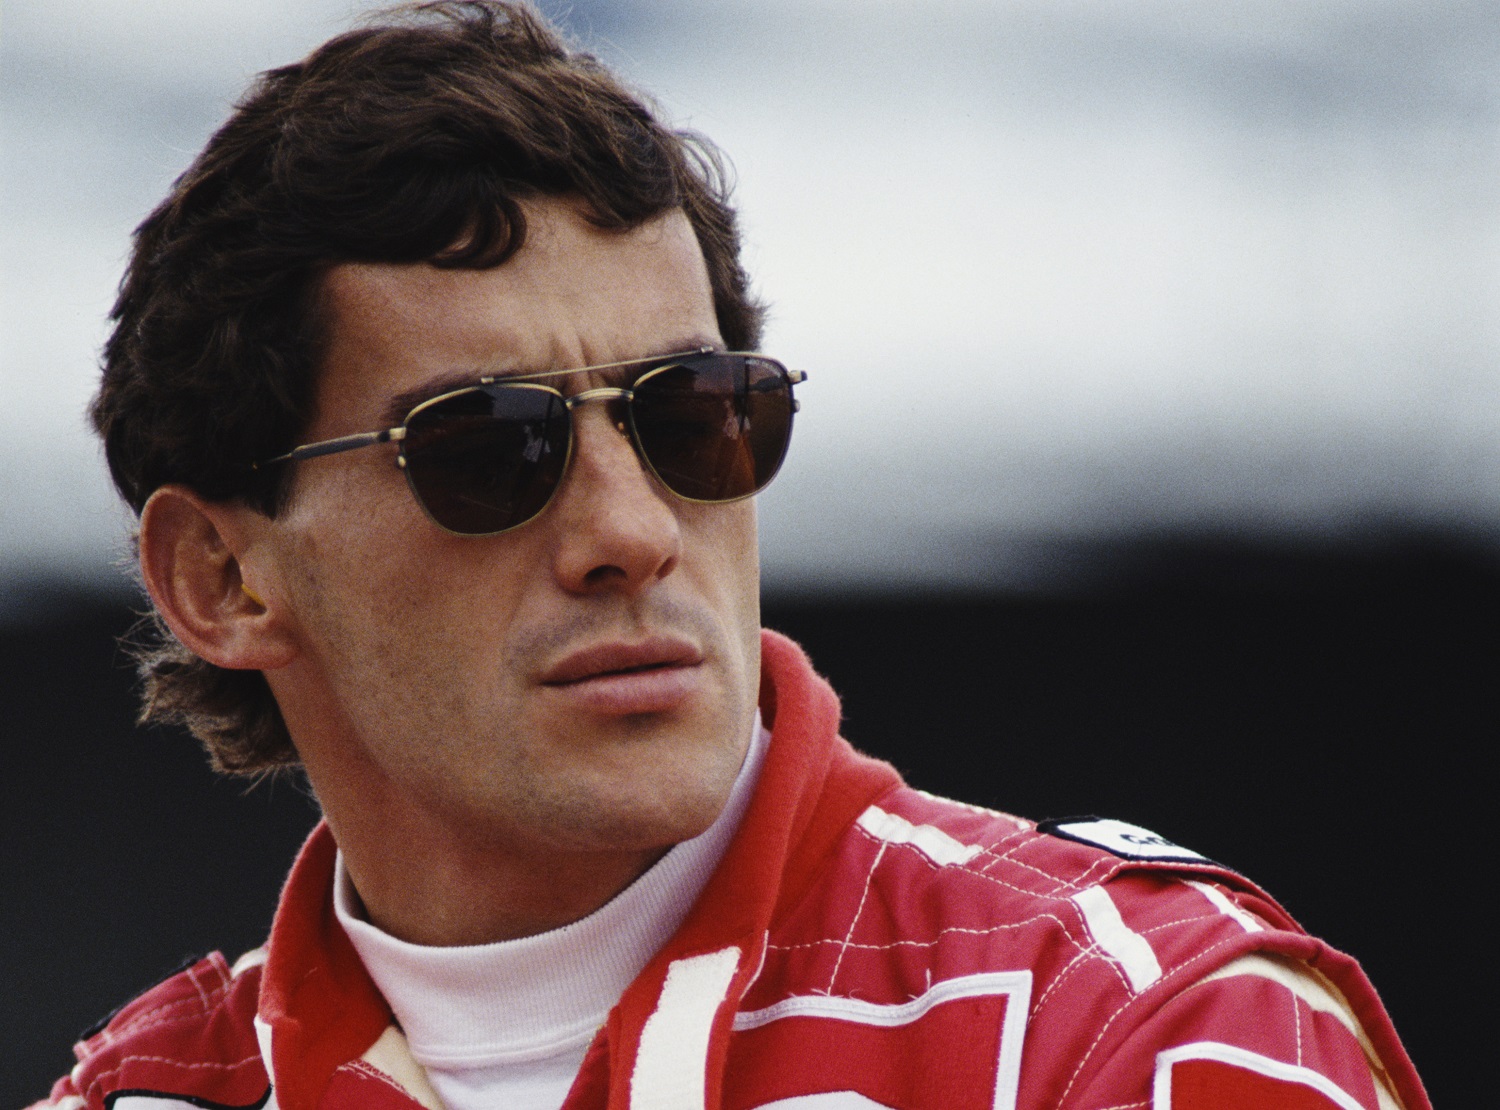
[38,3,1428,1109]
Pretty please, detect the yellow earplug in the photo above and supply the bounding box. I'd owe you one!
[241,582,267,608]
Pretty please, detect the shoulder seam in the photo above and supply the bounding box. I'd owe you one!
[1053,929,1294,1107]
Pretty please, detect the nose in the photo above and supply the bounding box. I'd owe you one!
[546,400,682,595]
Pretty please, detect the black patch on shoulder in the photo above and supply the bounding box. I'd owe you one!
[1038,815,1214,864]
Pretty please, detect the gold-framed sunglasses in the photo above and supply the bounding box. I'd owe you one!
[255,348,805,536]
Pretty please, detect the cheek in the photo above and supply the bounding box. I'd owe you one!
[277,468,536,671]
[686,499,763,669]
[279,532,534,764]
[686,495,758,577]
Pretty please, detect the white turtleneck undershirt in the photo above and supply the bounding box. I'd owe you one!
[335,713,769,1110]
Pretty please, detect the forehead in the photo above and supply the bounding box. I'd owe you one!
[312,201,720,431]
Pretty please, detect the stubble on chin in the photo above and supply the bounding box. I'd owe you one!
[413,590,762,855]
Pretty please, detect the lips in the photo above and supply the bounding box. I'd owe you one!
[541,637,703,686]
[539,637,706,717]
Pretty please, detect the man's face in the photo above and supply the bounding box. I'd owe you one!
[254,199,762,862]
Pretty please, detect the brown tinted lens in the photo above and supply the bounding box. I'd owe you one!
[630,355,794,501]
[401,385,569,535]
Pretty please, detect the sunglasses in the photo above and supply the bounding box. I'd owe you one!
[256,348,805,536]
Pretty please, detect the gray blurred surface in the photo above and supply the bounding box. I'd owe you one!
[4,0,1500,615]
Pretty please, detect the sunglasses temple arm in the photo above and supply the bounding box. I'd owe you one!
[257,428,401,468]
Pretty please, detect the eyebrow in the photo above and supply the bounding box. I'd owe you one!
[381,372,485,428]
[376,337,725,428]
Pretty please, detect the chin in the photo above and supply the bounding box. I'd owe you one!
[541,762,740,855]
[601,787,730,850]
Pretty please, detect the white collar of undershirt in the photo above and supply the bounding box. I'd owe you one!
[335,712,769,1069]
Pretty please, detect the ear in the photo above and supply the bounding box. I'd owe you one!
[138,485,297,671]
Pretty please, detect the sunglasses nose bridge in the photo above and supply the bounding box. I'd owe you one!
[563,385,635,436]
[563,385,634,409]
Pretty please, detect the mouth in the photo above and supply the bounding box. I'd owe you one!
[540,637,704,688]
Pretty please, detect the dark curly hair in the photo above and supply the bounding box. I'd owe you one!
[93,0,765,775]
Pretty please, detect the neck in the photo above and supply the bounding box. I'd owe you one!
[275,663,756,945]
[292,712,752,946]
[295,734,681,945]
[333,811,669,945]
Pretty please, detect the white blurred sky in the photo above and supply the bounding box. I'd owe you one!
[4,0,1499,603]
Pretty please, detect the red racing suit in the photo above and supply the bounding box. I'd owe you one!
[37,631,1429,1110]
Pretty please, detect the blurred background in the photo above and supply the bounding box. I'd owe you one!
[3,1,1495,1105]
